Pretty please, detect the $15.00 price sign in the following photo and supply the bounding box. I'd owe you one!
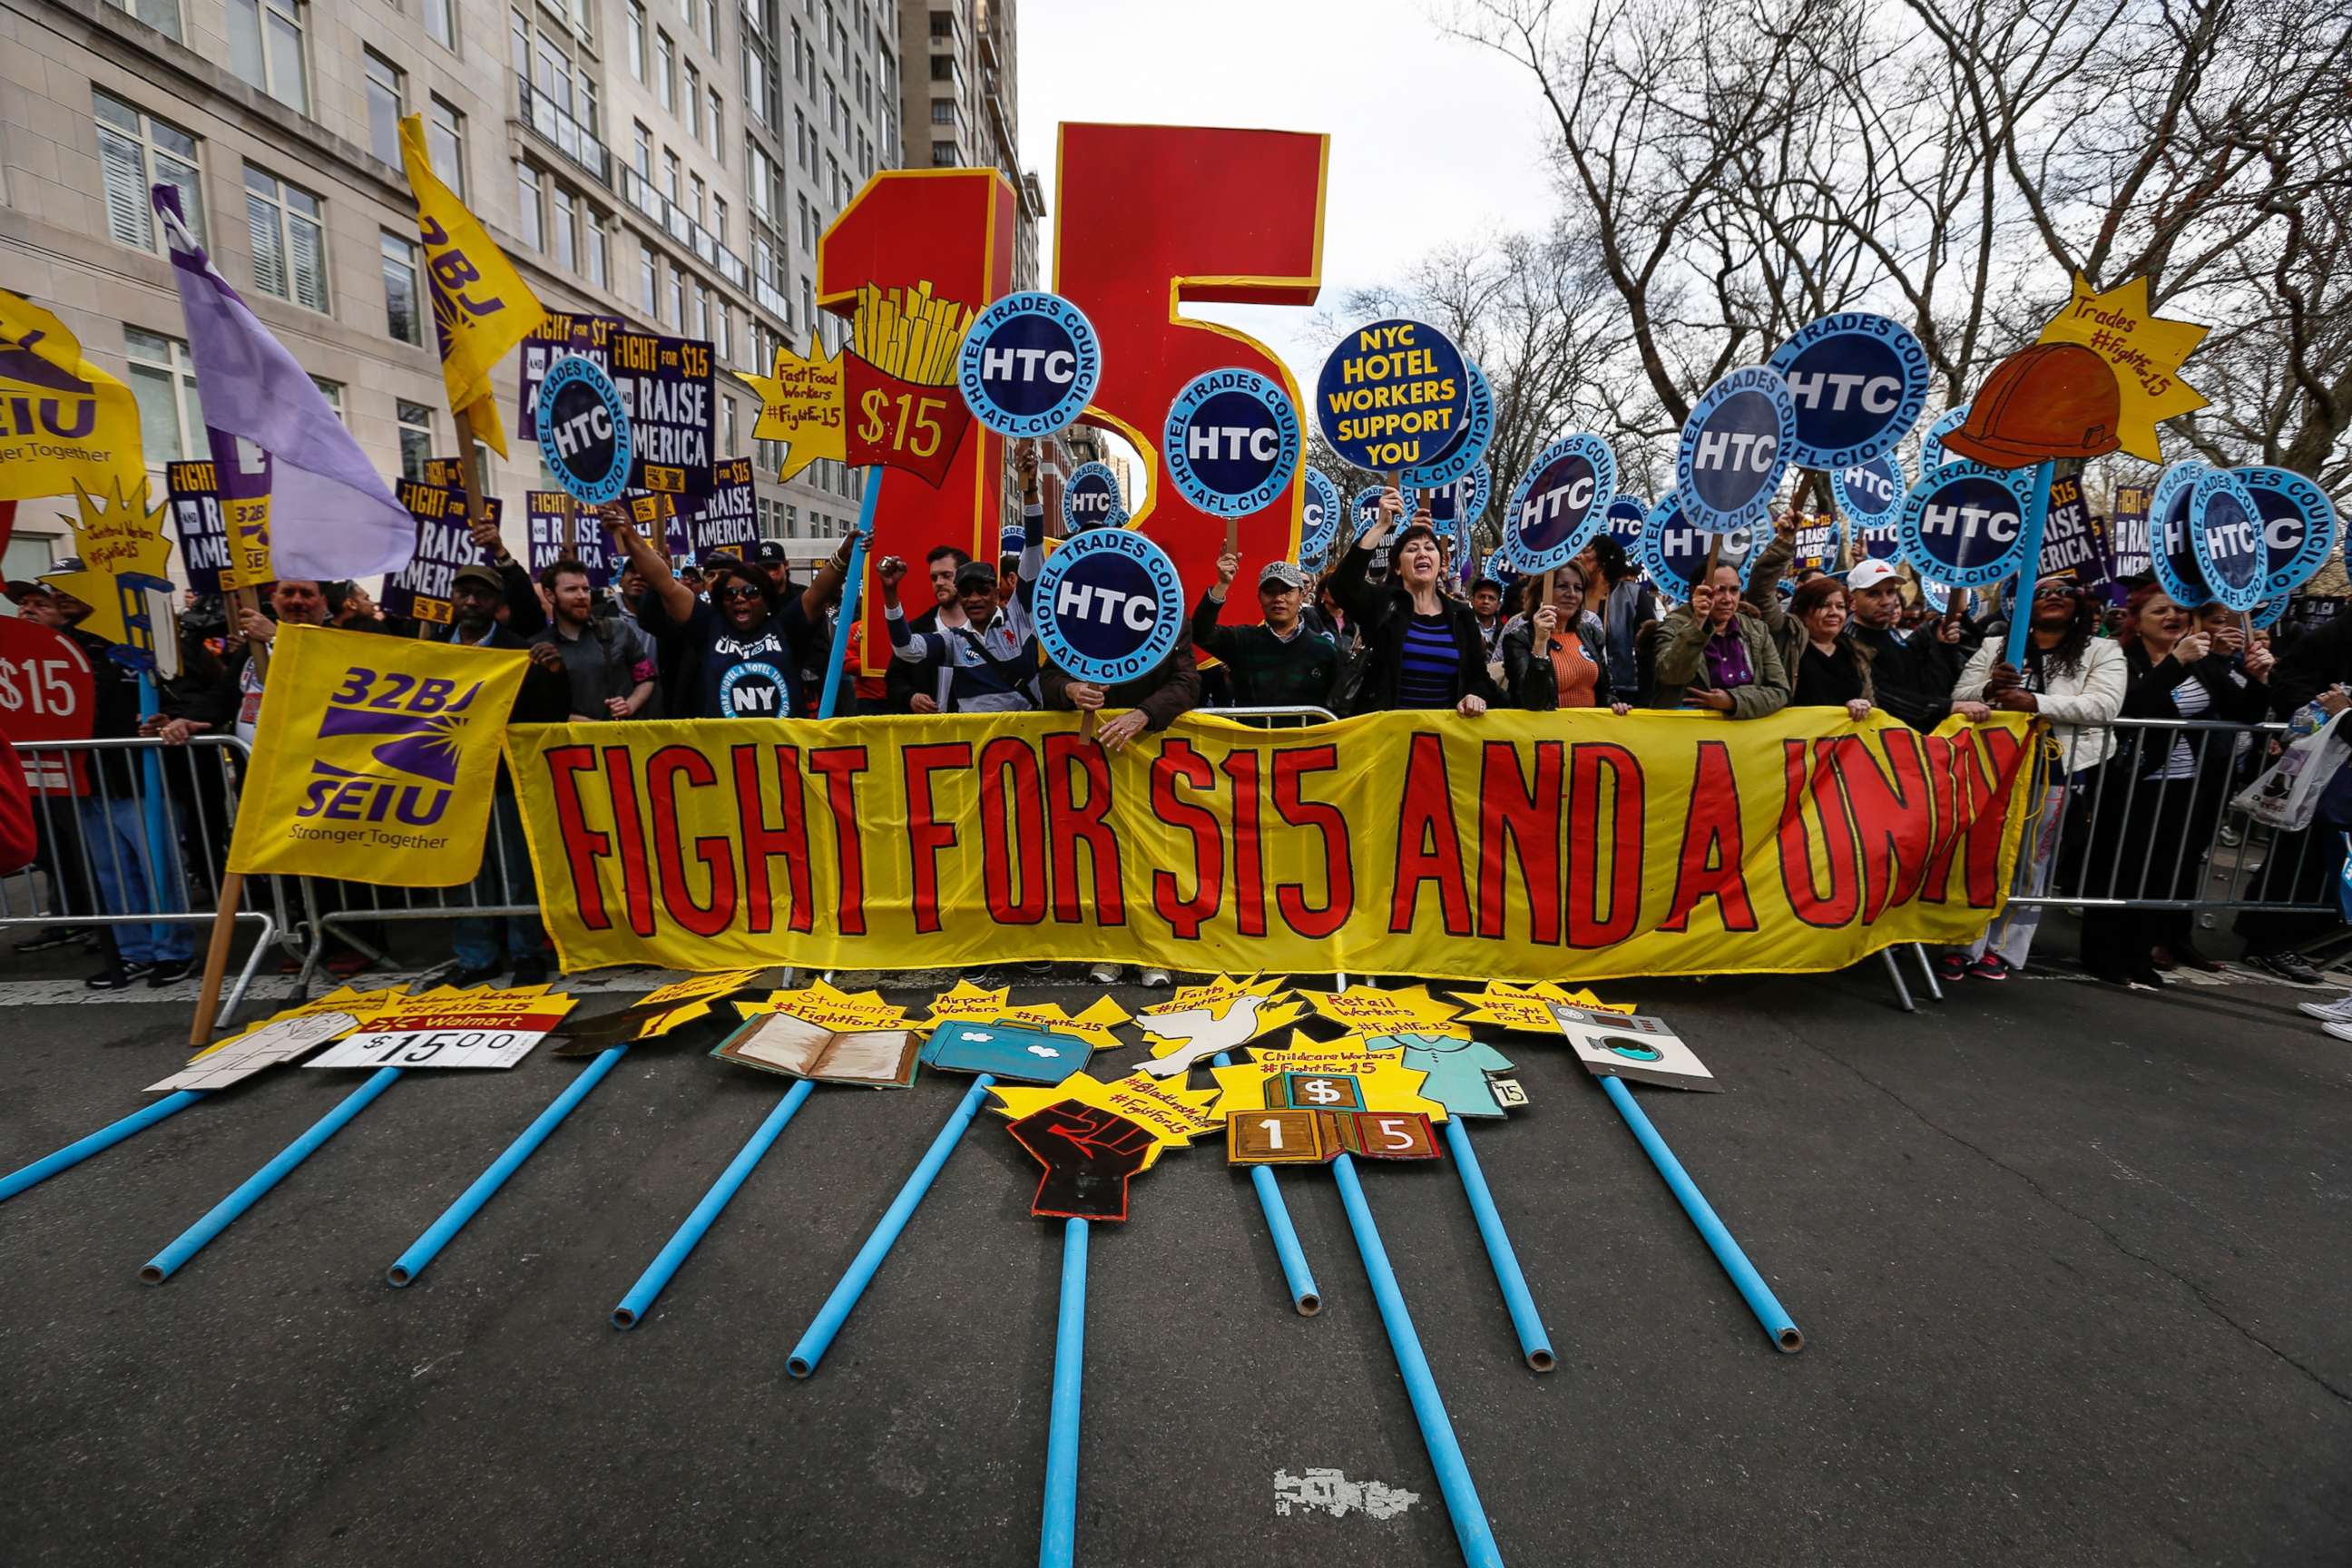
[0,618,95,794]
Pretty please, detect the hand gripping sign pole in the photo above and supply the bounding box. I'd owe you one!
[1031,527,1186,752]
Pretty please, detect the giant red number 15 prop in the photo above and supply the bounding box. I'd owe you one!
[1055,124,1328,601]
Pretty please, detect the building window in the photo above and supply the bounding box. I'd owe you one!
[587,213,611,290]
[552,185,576,270]
[510,7,528,78]
[244,167,329,312]
[691,280,708,339]
[748,144,773,218]
[791,19,804,83]
[663,149,681,204]
[381,231,423,345]
[229,0,309,113]
[928,54,952,82]
[684,62,701,138]
[534,35,573,114]
[626,0,645,79]
[639,247,657,313]
[655,31,674,112]
[123,328,203,466]
[743,38,769,123]
[929,98,954,125]
[577,75,600,137]
[927,6,949,38]
[800,274,814,331]
[397,399,436,481]
[720,392,736,451]
[93,92,202,254]
[425,0,455,48]
[666,267,683,327]
[515,163,544,250]
[707,88,723,159]
[632,122,652,179]
[426,96,466,197]
[689,173,705,223]
[930,140,957,166]
[363,51,404,165]
[103,0,183,41]
[309,377,344,423]
[711,195,727,243]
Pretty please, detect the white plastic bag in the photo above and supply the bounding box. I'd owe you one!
[2233,709,2352,832]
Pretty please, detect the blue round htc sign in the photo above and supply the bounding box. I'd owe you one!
[1063,460,1124,534]
[1896,461,2038,588]
[2239,466,2339,601]
[1918,404,1970,475]
[2190,467,2265,612]
[1162,368,1299,517]
[1639,492,1750,600]
[1505,435,1617,574]
[1298,466,1344,564]
[957,290,1101,436]
[1676,367,1796,534]
[1426,462,1492,538]
[1351,485,1388,536]
[1832,453,1904,524]
[1315,318,1469,472]
[1768,312,1931,470]
[2149,460,2210,609]
[1604,495,1647,554]
[537,355,632,505]
[1400,358,1494,489]
[1032,528,1184,685]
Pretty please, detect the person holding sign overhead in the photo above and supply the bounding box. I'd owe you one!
[876,442,1047,713]
[1332,490,1501,717]
[1192,551,1338,710]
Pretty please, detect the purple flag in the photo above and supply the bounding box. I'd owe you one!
[153,185,414,581]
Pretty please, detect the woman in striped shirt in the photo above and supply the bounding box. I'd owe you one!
[1330,489,1501,716]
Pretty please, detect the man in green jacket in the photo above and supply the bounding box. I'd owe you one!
[1191,551,1339,710]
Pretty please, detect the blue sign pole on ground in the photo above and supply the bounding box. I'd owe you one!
[386,1045,631,1287]
[1037,1215,1091,1568]
[786,1073,999,1377]
[0,1090,207,1204]
[1215,1049,1321,1316]
[141,1067,402,1283]
[1442,1116,1555,1372]
[611,1079,815,1328]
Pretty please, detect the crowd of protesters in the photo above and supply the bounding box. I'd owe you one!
[3,461,2345,1002]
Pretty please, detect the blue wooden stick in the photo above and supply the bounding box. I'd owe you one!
[1037,1216,1088,1568]
[2001,458,2058,668]
[611,1079,814,1329]
[816,478,881,720]
[1598,1074,1803,1352]
[1441,1116,1555,1371]
[141,1068,401,1283]
[1331,1152,1506,1568]
[788,1073,995,1377]
[387,1045,630,1287]
[1213,1051,1320,1315]
[1,1091,207,1204]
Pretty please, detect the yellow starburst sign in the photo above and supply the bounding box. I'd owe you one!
[924,983,1132,1051]
[740,976,914,1032]
[1294,983,1467,1038]
[1450,980,1634,1034]
[740,281,975,485]
[742,332,846,484]
[1205,1033,1450,1123]
[1134,975,1306,1079]
[2035,275,2209,463]
[44,478,176,667]
[988,1070,1220,1171]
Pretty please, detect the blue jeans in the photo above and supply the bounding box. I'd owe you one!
[454,788,543,970]
[76,795,194,965]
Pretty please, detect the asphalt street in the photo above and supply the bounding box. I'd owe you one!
[1,964,2346,1567]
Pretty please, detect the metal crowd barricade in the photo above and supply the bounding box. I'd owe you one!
[2009,715,2333,914]
[0,734,293,1023]
[1200,705,1340,729]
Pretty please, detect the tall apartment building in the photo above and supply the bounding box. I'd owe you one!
[0,0,906,583]
[896,0,1040,288]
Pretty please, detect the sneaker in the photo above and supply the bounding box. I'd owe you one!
[511,955,548,987]
[2295,994,2352,1022]
[2247,950,2326,985]
[1138,967,1172,988]
[1086,962,1122,985]
[2322,1019,2352,1044]
[84,962,153,991]
[1936,953,1969,983]
[2218,823,2242,847]
[143,957,199,987]
[15,927,88,954]
[1968,953,2011,981]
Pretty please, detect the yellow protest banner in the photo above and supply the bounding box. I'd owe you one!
[0,290,146,502]
[228,625,529,886]
[505,708,2039,983]
[397,114,544,457]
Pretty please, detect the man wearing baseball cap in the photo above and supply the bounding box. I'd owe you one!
[1842,559,1990,730]
[1192,550,1338,710]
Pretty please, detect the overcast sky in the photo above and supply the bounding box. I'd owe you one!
[1014,0,1557,393]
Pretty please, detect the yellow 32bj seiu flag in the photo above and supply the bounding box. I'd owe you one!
[0,290,147,503]
[227,626,529,887]
[397,114,544,458]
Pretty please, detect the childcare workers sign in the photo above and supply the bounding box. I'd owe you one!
[507,709,2035,982]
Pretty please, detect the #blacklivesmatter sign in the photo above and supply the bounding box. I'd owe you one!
[506,709,2038,982]
[381,481,495,624]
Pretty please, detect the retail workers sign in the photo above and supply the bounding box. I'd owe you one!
[505,709,2037,982]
